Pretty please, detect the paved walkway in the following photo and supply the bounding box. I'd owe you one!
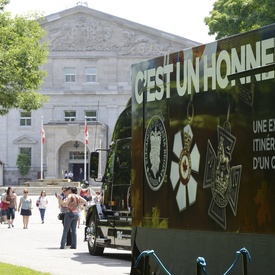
[0,195,131,275]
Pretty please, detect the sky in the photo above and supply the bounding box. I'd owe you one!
[6,0,216,44]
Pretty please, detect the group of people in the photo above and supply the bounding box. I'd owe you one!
[0,183,93,250]
[0,187,48,229]
[56,185,92,249]
[1,187,17,228]
[64,168,84,182]
[64,170,73,181]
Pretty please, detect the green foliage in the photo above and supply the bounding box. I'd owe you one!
[0,262,51,274]
[0,2,48,115]
[0,0,9,11]
[204,0,275,40]
[16,153,31,176]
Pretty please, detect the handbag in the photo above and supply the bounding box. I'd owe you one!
[0,201,8,210]
[58,212,64,220]
[36,196,40,207]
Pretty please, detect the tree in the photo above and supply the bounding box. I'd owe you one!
[204,0,275,40]
[16,153,31,176]
[0,0,9,11]
[0,0,48,115]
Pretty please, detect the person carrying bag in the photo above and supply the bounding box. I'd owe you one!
[57,186,87,249]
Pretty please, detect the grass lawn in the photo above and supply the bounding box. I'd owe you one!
[0,262,52,275]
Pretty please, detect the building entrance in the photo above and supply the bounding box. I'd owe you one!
[69,163,88,182]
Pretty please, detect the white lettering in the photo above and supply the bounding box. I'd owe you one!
[134,71,144,104]
[253,119,267,133]
[261,38,275,80]
[216,50,230,89]
[231,46,246,86]
[253,156,269,169]
[204,53,216,91]
[134,37,275,105]
[271,156,275,169]
[269,118,275,132]
[155,66,164,101]
[164,63,173,98]
[147,68,156,102]
[176,60,187,96]
[246,42,261,83]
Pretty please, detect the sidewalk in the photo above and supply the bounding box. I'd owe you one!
[0,195,131,275]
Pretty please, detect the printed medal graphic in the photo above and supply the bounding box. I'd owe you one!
[144,115,168,191]
[170,124,200,211]
[203,125,242,229]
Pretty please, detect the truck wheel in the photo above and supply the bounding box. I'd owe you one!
[87,216,104,256]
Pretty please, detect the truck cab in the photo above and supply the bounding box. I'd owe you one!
[85,99,132,255]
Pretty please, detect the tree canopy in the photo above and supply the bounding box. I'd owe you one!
[204,0,275,40]
[0,0,48,115]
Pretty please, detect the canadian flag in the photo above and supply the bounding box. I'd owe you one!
[41,124,45,145]
[85,123,89,145]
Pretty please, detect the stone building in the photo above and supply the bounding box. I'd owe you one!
[0,4,200,186]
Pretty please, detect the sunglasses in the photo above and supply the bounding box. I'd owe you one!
[24,191,28,193]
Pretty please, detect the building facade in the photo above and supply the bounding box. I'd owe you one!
[0,4,200,186]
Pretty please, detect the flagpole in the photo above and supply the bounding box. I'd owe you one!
[84,116,87,181]
[41,116,44,180]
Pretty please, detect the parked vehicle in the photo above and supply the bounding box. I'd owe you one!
[85,100,132,255]
[87,24,275,274]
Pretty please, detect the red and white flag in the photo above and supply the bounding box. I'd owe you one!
[85,122,89,144]
[41,124,45,145]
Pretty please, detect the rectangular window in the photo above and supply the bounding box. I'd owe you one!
[85,67,96,83]
[64,67,76,83]
[19,147,32,165]
[85,110,97,122]
[20,111,31,126]
[69,151,88,160]
[65,111,76,122]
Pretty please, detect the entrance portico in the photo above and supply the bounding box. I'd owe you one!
[44,122,107,181]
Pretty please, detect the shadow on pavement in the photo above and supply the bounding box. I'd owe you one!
[71,251,132,267]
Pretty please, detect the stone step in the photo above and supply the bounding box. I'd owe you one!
[0,185,101,197]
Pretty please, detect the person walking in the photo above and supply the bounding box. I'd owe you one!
[57,186,87,249]
[80,180,91,224]
[0,188,8,224]
[3,187,17,228]
[37,191,48,224]
[18,189,32,229]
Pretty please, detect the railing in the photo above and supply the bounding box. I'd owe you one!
[134,247,251,275]
[134,250,171,275]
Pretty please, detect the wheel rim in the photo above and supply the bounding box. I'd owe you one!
[88,221,96,247]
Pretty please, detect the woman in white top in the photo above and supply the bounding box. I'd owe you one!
[37,191,48,224]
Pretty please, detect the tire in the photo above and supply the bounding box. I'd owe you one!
[87,214,104,256]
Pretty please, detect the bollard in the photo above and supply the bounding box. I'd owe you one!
[134,250,171,275]
[143,254,150,275]
[240,247,251,275]
[196,257,207,275]
[223,247,251,275]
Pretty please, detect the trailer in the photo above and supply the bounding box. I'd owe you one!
[87,24,275,274]
[130,23,275,274]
